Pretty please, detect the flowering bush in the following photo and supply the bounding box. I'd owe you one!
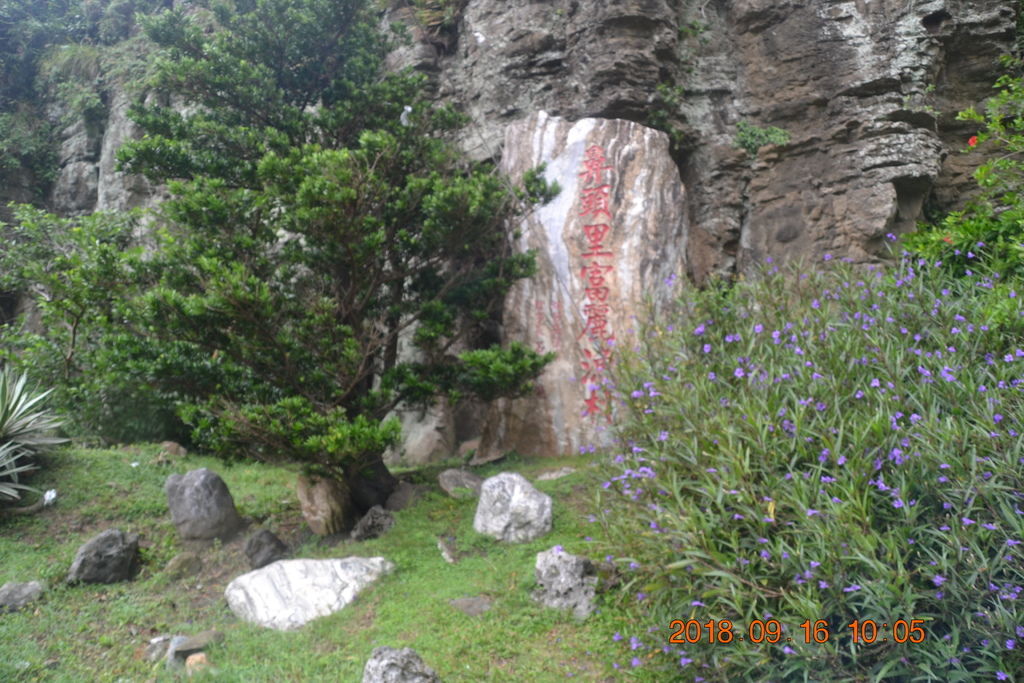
[592,252,1023,681]
[903,56,1024,284]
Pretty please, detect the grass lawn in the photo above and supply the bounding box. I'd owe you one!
[0,445,650,682]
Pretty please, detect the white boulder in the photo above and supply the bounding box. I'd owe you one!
[225,557,395,631]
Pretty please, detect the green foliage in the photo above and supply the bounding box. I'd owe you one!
[453,342,555,402]
[0,0,555,476]
[0,204,187,444]
[594,254,1024,680]
[519,163,561,205]
[734,120,791,155]
[0,440,36,502]
[645,82,686,149]
[0,1,164,196]
[0,369,66,451]
[0,105,57,193]
[0,368,67,502]
[410,0,467,36]
[36,43,106,126]
[901,202,1024,282]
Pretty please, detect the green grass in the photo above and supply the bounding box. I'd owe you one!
[0,447,641,682]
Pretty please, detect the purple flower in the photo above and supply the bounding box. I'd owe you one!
[1007,640,1016,650]
[691,600,705,607]
[783,645,796,654]
[806,509,820,517]
[613,632,623,641]
[997,673,1009,681]
[843,585,861,592]
[933,575,947,587]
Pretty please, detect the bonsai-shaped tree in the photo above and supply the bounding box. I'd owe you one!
[115,0,552,519]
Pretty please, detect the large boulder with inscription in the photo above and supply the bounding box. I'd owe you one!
[476,112,687,463]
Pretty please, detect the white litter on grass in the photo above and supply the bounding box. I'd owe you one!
[131,461,140,468]
[42,489,57,506]
[400,105,412,127]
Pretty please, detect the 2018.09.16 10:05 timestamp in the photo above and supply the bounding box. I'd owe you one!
[668,619,927,645]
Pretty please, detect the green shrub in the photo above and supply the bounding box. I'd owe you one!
[592,250,1023,681]
[735,120,791,155]
[905,56,1024,285]
[0,205,187,444]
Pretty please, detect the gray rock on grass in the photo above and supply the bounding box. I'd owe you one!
[473,472,551,543]
[532,546,597,620]
[164,468,243,541]
[362,646,441,683]
[0,581,44,612]
[66,529,139,584]
[437,469,483,500]
[245,529,289,569]
[351,506,395,542]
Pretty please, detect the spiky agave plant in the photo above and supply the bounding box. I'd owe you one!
[0,441,37,502]
[0,368,68,502]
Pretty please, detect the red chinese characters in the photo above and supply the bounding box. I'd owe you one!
[576,144,615,419]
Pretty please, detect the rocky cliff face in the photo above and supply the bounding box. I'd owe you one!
[438,0,1013,283]
[42,0,1018,461]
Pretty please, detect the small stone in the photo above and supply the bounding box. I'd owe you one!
[144,636,171,663]
[384,481,425,511]
[0,581,44,612]
[532,546,598,621]
[437,536,457,564]
[350,505,395,542]
[362,646,441,683]
[160,441,188,458]
[438,469,483,499]
[185,652,209,676]
[165,635,189,669]
[175,629,224,658]
[457,437,481,460]
[144,637,170,662]
[536,466,576,481]
[245,529,289,570]
[449,596,492,616]
[164,552,203,581]
[66,529,139,585]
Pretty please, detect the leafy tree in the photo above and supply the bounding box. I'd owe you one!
[108,0,552,510]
